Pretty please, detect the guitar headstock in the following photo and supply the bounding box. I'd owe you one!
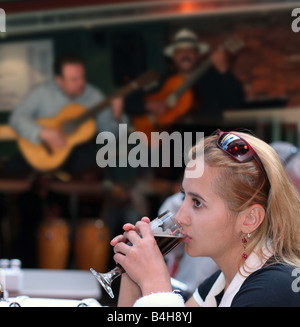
[223,36,245,54]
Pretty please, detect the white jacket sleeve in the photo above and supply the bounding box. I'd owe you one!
[133,292,185,307]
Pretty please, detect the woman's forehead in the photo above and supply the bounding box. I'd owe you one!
[183,163,220,192]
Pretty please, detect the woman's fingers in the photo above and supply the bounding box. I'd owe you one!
[113,252,126,268]
[122,223,136,232]
[124,230,143,246]
[113,240,131,254]
[135,220,154,239]
[123,217,150,231]
[110,234,126,246]
[110,217,151,246]
[110,223,136,246]
[112,218,171,295]
[141,217,151,224]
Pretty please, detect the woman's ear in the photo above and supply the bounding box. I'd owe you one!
[240,205,265,235]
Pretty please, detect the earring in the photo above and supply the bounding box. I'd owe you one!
[242,233,251,260]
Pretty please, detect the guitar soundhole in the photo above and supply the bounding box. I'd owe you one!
[41,141,53,155]
[62,121,78,134]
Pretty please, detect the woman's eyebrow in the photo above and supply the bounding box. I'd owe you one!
[180,185,206,203]
[187,191,206,203]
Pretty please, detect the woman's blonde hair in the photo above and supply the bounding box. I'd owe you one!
[190,131,300,270]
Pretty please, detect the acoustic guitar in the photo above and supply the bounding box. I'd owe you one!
[17,70,159,172]
[132,36,245,143]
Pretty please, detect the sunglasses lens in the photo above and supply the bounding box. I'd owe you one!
[227,141,250,158]
[218,133,250,159]
[216,130,270,191]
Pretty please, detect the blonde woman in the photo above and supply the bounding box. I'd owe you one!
[112,130,300,307]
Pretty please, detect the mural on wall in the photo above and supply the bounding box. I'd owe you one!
[0,40,53,111]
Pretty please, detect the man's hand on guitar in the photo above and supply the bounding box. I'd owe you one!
[211,48,229,74]
[39,127,66,149]
[111,96,124,122]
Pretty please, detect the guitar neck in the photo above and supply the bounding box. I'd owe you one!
[73,81,139,125]
[61,70,159,134]
[173,57,212,99]
[166,36,244,107]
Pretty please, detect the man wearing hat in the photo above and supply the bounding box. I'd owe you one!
[125,28,245,126]
[162,28,245,119]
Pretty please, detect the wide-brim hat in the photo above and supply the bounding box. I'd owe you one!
[163,28,210,57]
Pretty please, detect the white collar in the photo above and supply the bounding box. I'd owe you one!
[202,242,273,307]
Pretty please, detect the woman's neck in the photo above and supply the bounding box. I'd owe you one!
[213,246,241,291]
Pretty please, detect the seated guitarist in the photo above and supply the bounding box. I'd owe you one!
[8,53,128,175]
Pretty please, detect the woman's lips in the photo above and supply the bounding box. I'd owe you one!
[184,236,192,243]
[181,231,192,243]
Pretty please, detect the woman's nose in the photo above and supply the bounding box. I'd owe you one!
[175,204,191,226]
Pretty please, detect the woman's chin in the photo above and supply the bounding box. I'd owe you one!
[184,243,208,258]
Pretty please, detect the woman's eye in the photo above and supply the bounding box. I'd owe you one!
[180,191,185,200]
[193,199,203,208]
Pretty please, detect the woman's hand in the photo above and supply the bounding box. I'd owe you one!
[111,217,150,306]
[112,220,172,296]
[110,217,150,247]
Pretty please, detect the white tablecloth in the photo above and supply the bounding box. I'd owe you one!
[20,269,101,300]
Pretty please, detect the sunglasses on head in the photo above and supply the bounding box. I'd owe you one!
[213,129,271,191]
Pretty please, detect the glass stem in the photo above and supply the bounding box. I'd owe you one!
[109,266,123,282]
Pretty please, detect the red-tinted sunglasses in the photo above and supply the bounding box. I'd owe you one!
[213,129,271,191]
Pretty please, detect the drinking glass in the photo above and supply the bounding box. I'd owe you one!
[90,210,184,298]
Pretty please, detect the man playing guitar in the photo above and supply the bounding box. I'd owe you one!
[127,28,245,137]
[9,53,127,174]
